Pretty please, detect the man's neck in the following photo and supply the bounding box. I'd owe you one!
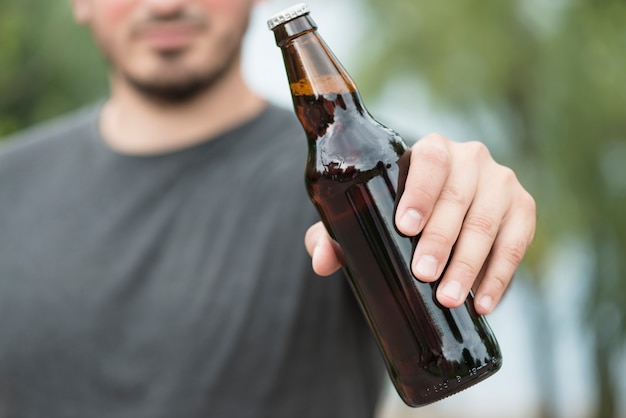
[99,67,267,156]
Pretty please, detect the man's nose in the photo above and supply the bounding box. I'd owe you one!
[144,0,188,16]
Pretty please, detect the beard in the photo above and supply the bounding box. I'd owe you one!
[111,46,240,104]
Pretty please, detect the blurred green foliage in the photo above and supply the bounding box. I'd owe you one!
[359,0,626,416]
[0,0,107,138]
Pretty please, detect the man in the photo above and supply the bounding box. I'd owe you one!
[0,0,536,417]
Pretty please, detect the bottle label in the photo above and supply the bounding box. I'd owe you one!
[290,74,353,96]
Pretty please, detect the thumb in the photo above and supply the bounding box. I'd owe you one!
[304,222,344,276]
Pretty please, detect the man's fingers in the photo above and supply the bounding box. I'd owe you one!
[409,148,479,283]
[304,222,343,276]
[397,134,536,313]
[435,166,536,312]
[395,133,451,236]
[472,189,536,314]
[434,178,510,309]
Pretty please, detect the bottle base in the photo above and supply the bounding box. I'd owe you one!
[396,358,502,408]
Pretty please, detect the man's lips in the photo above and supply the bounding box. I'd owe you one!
[134,21,205,50]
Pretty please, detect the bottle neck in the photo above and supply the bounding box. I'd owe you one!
[272,15,367,138]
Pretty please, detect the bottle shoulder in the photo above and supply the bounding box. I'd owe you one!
[311,116,408,175]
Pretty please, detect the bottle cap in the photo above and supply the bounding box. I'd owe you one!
[267,3,310,30]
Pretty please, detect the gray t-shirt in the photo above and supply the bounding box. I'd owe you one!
[0,104,383,417]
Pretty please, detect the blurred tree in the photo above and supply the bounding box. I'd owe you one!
[0,0,107,139]
[358,0,626,417]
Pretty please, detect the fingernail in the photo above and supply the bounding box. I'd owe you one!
[439,280,463,303]
[414,255,438,279]
[398,209,422,234]
[477,295,493,313]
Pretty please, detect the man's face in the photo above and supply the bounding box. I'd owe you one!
[73,0,257,102]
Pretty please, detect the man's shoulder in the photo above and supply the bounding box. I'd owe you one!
[257,102,301,136]
[250,102,305,151]
[0,103,100,161]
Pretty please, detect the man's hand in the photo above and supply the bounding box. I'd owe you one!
[304,133,536,315]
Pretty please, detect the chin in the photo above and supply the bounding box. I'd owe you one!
[129,74,214,103]
[117,44,237,102]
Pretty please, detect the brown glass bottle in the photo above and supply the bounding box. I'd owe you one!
[268,4,502,407]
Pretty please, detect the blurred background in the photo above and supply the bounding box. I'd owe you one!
[1,0,625,417]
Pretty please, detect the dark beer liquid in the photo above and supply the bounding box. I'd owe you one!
[296,91,502,406]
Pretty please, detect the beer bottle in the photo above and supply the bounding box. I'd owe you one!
[268,4,502,407]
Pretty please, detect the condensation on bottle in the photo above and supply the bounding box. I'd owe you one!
[268,3,503,407]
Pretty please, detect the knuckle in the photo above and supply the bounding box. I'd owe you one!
[463,213,498,237]
[414,138,450,168]
[498,239,528,268]
[452,256,480,279]
[439,184,469,208]
[424,132,450,145]
[522,193,538,240]
[408,185,440,204]
[499,165,519,186]
[499,165,517,182]
[486,271,509,294]
[522,190,537,216]
[488,164,518,190]
[422,147,450,168]
[422,227,455,249]
[466,141,492,160]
